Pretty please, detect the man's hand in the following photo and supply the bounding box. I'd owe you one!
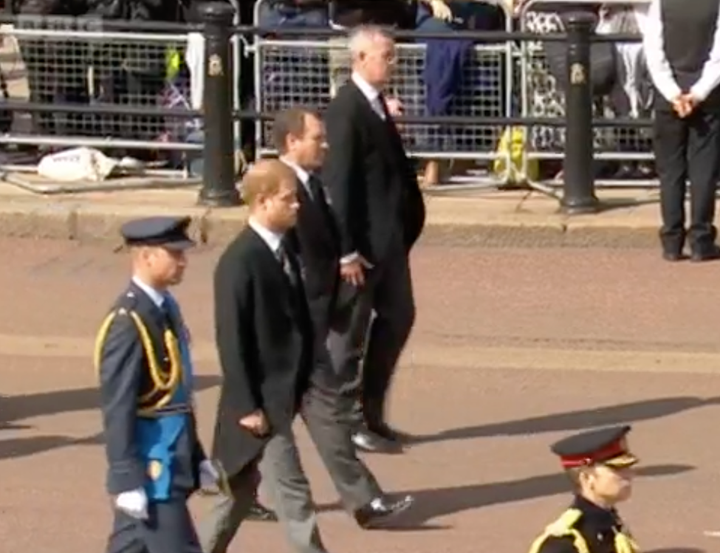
[115,488,149,520]
[340,254,373,287]
[672,94,695,118]
[239,409,269,437]
[427,0,453,21]
[385,97,403,118]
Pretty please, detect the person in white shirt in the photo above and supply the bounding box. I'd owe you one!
[643,0,720,261]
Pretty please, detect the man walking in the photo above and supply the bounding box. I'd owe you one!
[199,160,325,553]
[276,106,414,528]
[321,25,426,453]
[95,216,221,553]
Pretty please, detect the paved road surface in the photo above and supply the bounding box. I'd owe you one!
[1,239,719,553]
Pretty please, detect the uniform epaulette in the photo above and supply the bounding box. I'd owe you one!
[544,508,583,536]
[528,508,589,553]
[113,290,139,312]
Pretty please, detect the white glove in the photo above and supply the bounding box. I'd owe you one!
[199,459,220,489]
[115,488,148,520]
[428,0,453,21]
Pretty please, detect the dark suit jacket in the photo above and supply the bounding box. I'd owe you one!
[97,281,205,496]
[211,226,315,476]
[321,80,426,264]
[285,175,342,331]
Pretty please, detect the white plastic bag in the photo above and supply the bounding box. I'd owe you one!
[37,147,120,182]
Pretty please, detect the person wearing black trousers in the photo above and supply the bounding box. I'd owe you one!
[643,0,720,261]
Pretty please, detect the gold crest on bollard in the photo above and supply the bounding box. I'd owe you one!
[570,63,586,85]
[208,55,223,77]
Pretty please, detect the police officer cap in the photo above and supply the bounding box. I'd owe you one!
[120,216,195,250]
[551,425,638,469]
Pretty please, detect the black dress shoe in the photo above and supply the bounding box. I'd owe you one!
[354,495,414,529]
[662,251,684,262]
[691,245,720,262]
[367,422,414,443]
[352,428,404,454]
[247,501,278,521]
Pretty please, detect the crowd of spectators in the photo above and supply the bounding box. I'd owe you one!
[2,0,657,184]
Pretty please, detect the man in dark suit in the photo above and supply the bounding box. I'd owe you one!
[643,0,720,261]
[275,106,414,528]
[198,160,327,553]
[94,216,222,553]
[321,25,426,453]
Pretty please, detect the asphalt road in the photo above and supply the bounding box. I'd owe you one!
[1,239,719,553]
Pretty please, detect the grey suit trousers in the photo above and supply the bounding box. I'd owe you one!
[199,379,381,553]
[328,236,416,426]
[299,364,383,512]
[198,461,261,553]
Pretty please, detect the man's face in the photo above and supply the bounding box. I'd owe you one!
[142,246,188,286]
[261,178,300,231]
[583,464,635,504]
[359,36,396,87]
[287,114,326,170]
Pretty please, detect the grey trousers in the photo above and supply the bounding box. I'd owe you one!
[328,238,416,427]
[199,380,383,553]
[299,366,383,511]
[199,423,330,553]
[198,461,261,553]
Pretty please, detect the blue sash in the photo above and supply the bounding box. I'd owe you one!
[135,293,195,501]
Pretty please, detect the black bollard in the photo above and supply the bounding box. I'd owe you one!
[197,2,241,207]
[561,12,598,214]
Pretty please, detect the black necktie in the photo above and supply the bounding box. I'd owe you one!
[276,243,298,288]
[308,175,326,204]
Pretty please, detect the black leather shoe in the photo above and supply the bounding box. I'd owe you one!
[367,422,414,444]
[662,250,684,262]
[352,428,404,454]
[247,501,278,522]
[691,245,720,262]
[354,495,414,529]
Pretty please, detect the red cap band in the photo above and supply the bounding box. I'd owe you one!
[559,438,626,468]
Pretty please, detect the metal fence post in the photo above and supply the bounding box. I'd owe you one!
[561,12,598,214]
[197,1,241,207]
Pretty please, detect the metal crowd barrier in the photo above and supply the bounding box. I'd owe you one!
[250,0,516,187]
[0,22,199,153]
[0,3,665,199]
[518,0,655,188]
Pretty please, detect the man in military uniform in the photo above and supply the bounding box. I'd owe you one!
[529,425,640,553]
[94,216,224,553]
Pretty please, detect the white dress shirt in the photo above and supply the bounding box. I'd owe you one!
[643,0,720,102]
[131,276,165,309]
[352,72,386,120]
[248,217,284,255]
[280,156,313,199]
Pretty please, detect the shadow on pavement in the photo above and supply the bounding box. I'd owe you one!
[646,549,705,553]
[413,397,718,444]
[320,463,695,529]
[0,374,221,461]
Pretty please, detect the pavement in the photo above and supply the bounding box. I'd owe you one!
[2,239,720,553]
[0,177,669,248]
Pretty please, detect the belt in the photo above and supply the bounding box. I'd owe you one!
[138,403,193,418]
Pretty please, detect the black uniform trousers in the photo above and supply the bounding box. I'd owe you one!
[654,102,720,254]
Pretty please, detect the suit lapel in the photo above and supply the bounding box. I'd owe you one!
[247,227,301,313]
[347,82,404,168]
[296,176,337,248]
